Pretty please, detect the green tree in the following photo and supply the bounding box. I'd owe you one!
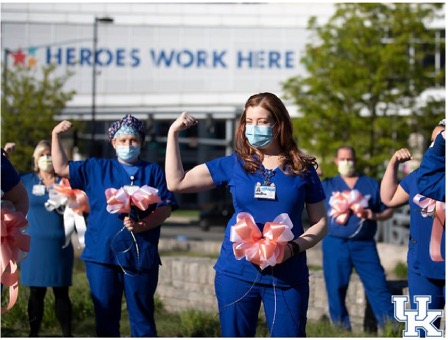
[1,63,76,173]
[283,3,445,179]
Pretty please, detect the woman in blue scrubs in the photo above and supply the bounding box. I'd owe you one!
[19,140,74,337]
[165,92,328,337]
[381,123,445,333]
[51,115,177,337]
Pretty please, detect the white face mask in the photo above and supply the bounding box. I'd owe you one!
[38,155,53,172]
[337,160,355,176]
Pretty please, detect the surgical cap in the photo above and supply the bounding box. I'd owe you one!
[108,114,146,142]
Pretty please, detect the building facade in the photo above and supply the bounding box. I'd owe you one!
[2,3,445,211]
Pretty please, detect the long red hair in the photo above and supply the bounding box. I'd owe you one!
[234,92,317,176]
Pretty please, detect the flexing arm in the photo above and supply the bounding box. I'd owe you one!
[380,148,411,208]
[165,112,216,193]
[51,120,72,178]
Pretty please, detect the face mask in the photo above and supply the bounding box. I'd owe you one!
[245,125,274,148]
[38,155,53,172]
[116,145,140,163]
[337,160,355,176]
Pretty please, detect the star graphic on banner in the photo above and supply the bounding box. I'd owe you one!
[11,49,26,66]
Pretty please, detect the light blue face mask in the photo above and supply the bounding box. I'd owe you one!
[245,124,274,148]
[116,145,140,163]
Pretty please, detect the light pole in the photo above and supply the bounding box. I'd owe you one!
[91,16,114,156]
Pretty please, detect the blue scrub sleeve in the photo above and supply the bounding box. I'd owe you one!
[416,132,445,201]
[1,153,20,193]
[304,166,326,204]
[205,154,235,187]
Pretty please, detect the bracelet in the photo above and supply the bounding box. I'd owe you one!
[288,241,301,257]
[287,243,293,257]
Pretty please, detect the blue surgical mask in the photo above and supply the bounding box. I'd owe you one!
[245,125,274,148]
[116,145,140,163]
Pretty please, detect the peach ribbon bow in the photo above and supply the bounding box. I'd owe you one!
[1,206,30,313]
[46,178,90,248]
[230,212,294,270]
[105,185,162,214]
[328,189,371,225]
[413,194,445,262]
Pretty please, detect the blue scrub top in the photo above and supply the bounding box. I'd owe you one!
[20,172,74,287]
[69,157,177,272]
[417,132,445,202]
[401,170,445,280]
[321,175,386,240]
[206,153,326,287]
[1,153,20,194]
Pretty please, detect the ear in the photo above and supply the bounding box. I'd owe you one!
[111,139,117,149]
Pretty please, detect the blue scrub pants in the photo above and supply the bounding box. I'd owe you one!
[408,269,445,332]
[322,236,395,330]
[215,272,309,337]
[85,261,159,337]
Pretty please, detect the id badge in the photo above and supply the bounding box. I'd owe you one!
[32,184,46,196]
[254,184,276,200]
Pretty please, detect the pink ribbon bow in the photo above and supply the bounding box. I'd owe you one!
[1,207,30,313]
[53,178,90,214]
[230,212,294,270]
[413,194,445,262]
[328,189,371,225]
[105,185,162,214]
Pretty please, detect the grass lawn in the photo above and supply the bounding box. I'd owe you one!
[2,257,400,337]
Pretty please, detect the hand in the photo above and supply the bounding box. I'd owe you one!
[356,208,373,220]
[393,148,412,164]
[170,112,198,133]
[124,216,146,233]
[52,120,73,135]
[4,142,16,155]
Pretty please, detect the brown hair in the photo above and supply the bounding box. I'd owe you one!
[234,92,317,176]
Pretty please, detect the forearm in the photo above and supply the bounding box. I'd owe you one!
[4,182,29,216]
[165,129,185,192]
[134,205,173,233]
[380,160,400,206]
[292,216,328,253]
[51,131,70,178]
[373,207,394,221]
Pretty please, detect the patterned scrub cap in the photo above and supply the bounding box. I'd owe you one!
[108,114,146,142]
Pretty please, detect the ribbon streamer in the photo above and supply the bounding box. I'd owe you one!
[328,189,371,225]
[45,178,89,248]
[230,212,294,270]
[1,206,30,313]
[105,185,162,275]
[413,194,445,262]
[105,185,162,214]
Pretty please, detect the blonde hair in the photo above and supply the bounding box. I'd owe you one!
[32,140,51,172]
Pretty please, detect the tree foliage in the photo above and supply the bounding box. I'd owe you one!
[282,3,445,179]
[1,64,76,173]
